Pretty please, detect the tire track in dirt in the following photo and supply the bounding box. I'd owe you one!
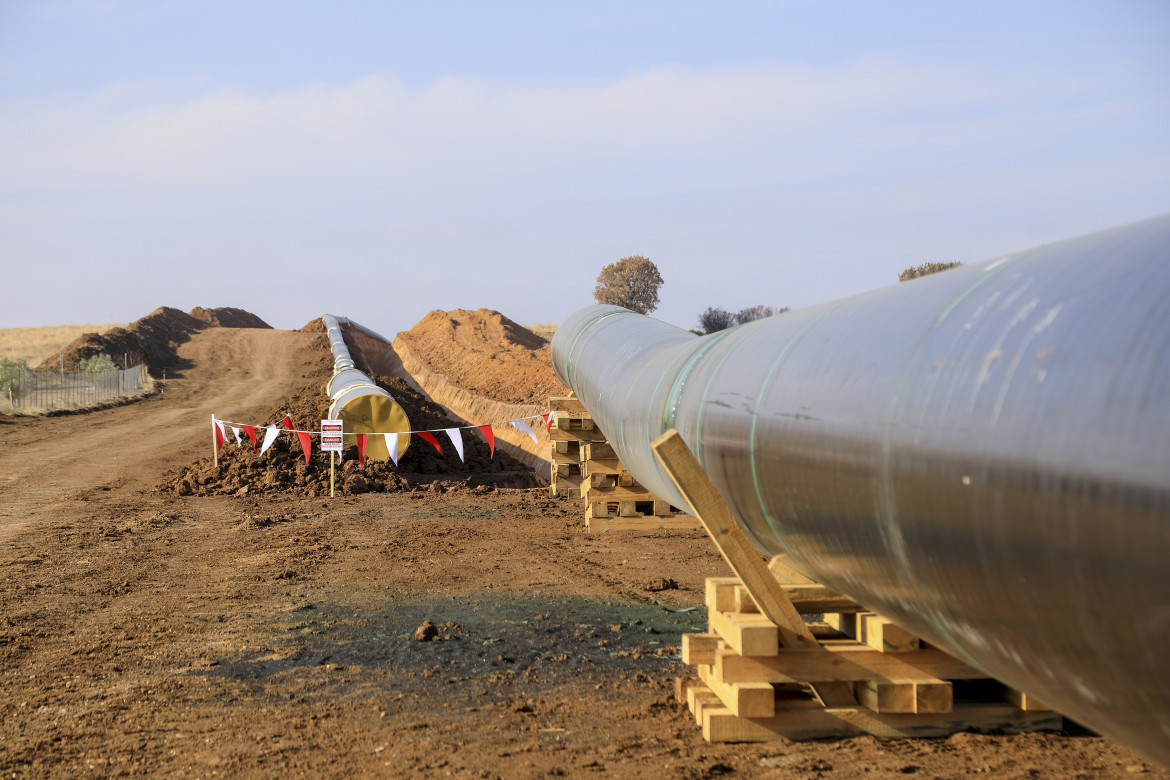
[0,328,323,547]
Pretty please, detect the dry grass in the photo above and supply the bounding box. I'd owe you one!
[524,322,558,342]
[0,323,124,366]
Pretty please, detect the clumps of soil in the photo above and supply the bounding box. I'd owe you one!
[298,318,327,333]
[393,309,569,405]
[161,368,541,498]
[39,306,272,376]
[189,307,272,329]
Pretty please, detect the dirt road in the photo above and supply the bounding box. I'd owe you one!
[0,328,1163,778]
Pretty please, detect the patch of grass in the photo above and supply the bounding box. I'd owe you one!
[0,323,124,365]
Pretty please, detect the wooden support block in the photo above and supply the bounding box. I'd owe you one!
[704,577,740,612]
[682,633,722,666]
[713,644,986,685]
[785,586,863,614]
[589,473,617,489]
[707,609,779,657]
[582,458,622,476]
[767,554,818,585]
[915,680,955,714]
[580,416,595,430]
[550,427,608,442]
[826,612,860,636]
[702,702,1062,743]
[553,440,575,455]
[581,442,616,460]
[698,663,776,718]
[548,396,586,414]
[687,681,723,726]
[675,675,699,703]
[652,500,673,516]
[582,484,653,501]
[855,680,918,713]
[734,585,760,614]
[1006,688,1052,712]
[617,501,638,517]
[651,428,856,709]
[858,614,920,653]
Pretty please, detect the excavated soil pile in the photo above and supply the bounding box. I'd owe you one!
[38,306,272,375]
[189,306,272,329]
[297,318,327,333]
[162,375,539,498]
[394,309,569,405]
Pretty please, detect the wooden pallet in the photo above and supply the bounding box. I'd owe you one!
[547,396,700,530]
[650,428,1061,744]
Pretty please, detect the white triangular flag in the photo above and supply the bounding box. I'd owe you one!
[214,418,228,440]
[230,426,242,447]
[259,425,280,456]
[384,432,399,466]
[444,428,464,462]
[511,418,538,444]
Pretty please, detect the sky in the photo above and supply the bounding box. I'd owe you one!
[1,1,1168,336]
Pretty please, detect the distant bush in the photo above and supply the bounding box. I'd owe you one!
[697,307,736,334]
[80,353,117,372]
[899,262,963,282]
[0,357,31,399]
[698,304,789,334]
[735,305,789,325]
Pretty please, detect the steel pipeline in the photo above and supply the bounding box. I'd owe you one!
[550,214,1170,764]
[322,314,410,459]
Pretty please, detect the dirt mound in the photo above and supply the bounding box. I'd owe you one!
[189,307,272,329]
[298,318,327,333]
[393,309,568,406]
[161,373,540,498]
[38,305,271,376]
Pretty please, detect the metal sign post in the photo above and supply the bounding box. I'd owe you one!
[321,419,343,498]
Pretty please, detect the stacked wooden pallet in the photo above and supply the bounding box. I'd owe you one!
[548,396,701,531]
[680,562,1062,742]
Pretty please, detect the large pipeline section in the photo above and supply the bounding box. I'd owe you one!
[323,314,411,460]
[551,215,1170,764]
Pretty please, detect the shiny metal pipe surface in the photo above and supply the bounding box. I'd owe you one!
[551,215,1170,764]
[322,314,410,459]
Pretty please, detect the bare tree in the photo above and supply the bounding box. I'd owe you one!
[593,256,664,314]
[697,307,736,334]
[899,261,963,282]
[735,304,789,325]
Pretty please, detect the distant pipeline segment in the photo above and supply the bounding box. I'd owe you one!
[322,314,411,460]
[551,215,1170,765]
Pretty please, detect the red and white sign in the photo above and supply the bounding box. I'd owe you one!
[321,419,344,452]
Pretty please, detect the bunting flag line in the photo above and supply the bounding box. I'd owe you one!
[511,418,538,445]
[356,433,368,466]
[477,424,494,458]
[242,424,258,453]
[259,425,280,456]
[213,417,226,450]
[418,431,443,455]
[210,408,568,466]
[444,428,464,462]
[385,432,400,466]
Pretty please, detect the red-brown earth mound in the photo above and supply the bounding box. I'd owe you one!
[393,309,569,406]
[38,306,272,376]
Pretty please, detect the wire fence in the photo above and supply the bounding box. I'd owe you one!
[2,364,153,414]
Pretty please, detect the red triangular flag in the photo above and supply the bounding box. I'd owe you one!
[242,424,258,453]
[418,431,443,455]
[356,433,368,466]
[283,414,312,463]
[280,415,293,430]
[213,417,225,450]
[542,411,555,432]
[478,424,495,458]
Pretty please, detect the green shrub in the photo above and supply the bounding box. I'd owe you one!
[80,353,117,372]
[0,357,31,399]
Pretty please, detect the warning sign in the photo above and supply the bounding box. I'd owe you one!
[321,419,344,452]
